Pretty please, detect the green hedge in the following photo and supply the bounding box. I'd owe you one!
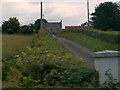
[67,29,120,44]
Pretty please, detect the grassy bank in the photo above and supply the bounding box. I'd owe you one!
[2,34,33,59]
[3,30,98,88]
[58,29,119,51]
[0,34,1,60]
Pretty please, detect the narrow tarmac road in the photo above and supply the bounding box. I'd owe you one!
[57,37,95,68]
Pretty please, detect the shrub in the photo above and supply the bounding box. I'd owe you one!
[20,25,33,34]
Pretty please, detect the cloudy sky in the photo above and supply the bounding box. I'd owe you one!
[0,0,119,28]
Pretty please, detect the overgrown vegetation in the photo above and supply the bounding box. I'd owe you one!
[58,29,119,51]
[3,30,98,88]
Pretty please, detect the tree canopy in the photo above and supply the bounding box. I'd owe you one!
[2,17,20,34]
[20,25,33,34]
[2,17,46,34]
[91,2,120,31]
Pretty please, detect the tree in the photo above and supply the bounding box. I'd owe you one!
[91,2,120,31]
[34,19,48,31]
[20,25,33,34]
[2,17,20,34]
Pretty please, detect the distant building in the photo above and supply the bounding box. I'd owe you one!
[44,20,62,34]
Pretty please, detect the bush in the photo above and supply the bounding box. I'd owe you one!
[20,25,33,34]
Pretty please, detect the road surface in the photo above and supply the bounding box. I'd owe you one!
[57,37,95,68]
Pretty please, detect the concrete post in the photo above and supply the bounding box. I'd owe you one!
[94,50,120,84]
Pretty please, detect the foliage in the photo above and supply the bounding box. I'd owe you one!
[75,29,120,44]
[2,17,45,34]
[91,2,120,31]
[2,17,20,34]
[3,30,98,88]
[57,29,119,51]
[2,34,33,82]
[34,19,48,30]
[20,24,34,34]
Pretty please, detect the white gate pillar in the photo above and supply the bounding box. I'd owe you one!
[94,50,120,84]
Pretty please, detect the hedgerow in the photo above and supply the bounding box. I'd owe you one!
[3,30,98,88]
[64,29,120,44]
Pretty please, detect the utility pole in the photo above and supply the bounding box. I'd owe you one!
[40,2,43,30]
[87,0,90,26]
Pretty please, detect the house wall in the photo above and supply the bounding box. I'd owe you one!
[49,29,62,34]
[46,27,62,34]
[45,21,62,34]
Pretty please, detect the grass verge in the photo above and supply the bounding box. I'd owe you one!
[57,29,119,51]
[2,34,33,59]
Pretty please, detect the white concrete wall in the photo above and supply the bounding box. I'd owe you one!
[95,57,119,84]
[95,50,120,84]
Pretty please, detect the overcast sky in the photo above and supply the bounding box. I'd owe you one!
[0,0,119,28]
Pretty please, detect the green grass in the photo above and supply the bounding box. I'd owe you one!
[2,34,33,88]
[58,29,119,51]
[106,31,120,35]
[2,34,33,59]
[0,34,2,59]
[3,30,98,88]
